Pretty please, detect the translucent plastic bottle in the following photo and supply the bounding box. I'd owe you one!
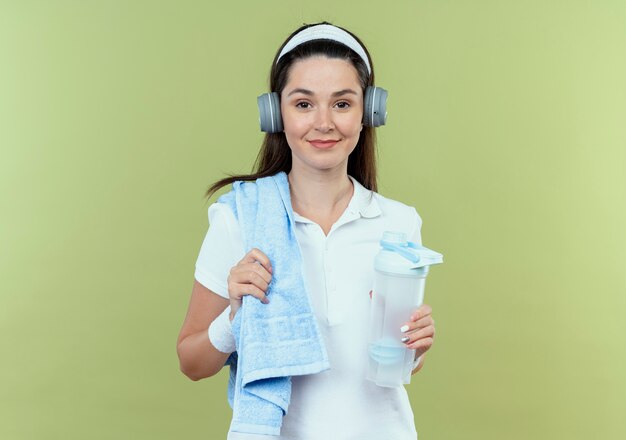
[367,231,443,387]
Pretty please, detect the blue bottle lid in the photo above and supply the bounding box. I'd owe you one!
[375,231,444,275]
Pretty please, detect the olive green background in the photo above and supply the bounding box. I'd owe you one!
[1,1,625,439]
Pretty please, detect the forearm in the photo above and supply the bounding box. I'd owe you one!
[177,330,231,381]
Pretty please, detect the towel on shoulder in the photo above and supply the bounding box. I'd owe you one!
[219,171,330,436]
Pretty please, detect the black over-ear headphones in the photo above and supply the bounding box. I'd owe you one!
[257,86,388,133]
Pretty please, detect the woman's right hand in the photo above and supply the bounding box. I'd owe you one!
[227,248,273,321]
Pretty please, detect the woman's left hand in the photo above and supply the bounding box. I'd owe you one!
[400,304,435,358]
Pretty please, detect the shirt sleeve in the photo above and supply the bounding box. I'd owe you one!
[194,202,245,299]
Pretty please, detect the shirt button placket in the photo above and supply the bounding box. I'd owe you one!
[324,238,337,324]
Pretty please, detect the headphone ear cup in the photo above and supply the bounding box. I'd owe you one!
[257,92,283,133]
[363,86,388,127]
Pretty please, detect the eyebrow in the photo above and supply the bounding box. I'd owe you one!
[286,88,359,97]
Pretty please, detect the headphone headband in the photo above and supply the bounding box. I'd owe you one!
[276,24,372,74]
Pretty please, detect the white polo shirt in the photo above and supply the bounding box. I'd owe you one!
[195,176,422,440]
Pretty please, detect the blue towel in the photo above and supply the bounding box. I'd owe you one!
[219,171,330,436]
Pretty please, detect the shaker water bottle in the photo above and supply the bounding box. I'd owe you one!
[367,231,443,387]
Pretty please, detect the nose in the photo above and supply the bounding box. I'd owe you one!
[314,107,335,133]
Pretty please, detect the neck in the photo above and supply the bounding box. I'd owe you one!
[287,167,354,218]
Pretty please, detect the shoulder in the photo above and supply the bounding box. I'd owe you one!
[367,188,422,229]
[350,176,418,218]
[377,191,421,225]
[372,192,421,220]
[368,190,423,244]
[215,172,289,215]
[349,176,422,232]
[207,201,238,230]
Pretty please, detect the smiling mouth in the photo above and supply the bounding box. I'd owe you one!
[308,139,339,148]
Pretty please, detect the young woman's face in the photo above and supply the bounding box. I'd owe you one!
[280,56,364,175]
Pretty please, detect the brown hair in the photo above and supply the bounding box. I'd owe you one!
[205,22,378,199]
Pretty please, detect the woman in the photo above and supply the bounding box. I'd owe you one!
[177,22,436,439]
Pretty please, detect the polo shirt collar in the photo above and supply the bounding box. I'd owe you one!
[348,175,381,219]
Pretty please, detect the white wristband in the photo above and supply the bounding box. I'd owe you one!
[208,306,236,354]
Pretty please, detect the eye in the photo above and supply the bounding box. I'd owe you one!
[295,101,312,109]
[335,101,351,109]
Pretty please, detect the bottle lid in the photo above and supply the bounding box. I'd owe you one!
[375,231,444,275]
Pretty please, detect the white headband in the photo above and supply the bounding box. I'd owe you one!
[277,24,372,74]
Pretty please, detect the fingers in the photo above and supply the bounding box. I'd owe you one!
[229,281,270,304]
[239,248,272,275]
[400,304,435,351]
[410,304,432,322]
[228,248,273,305]
[401,325,435,349]
[401,305,434,333]
[407,315,435,332]
[230,262,271,287]
[411,338,434,358]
